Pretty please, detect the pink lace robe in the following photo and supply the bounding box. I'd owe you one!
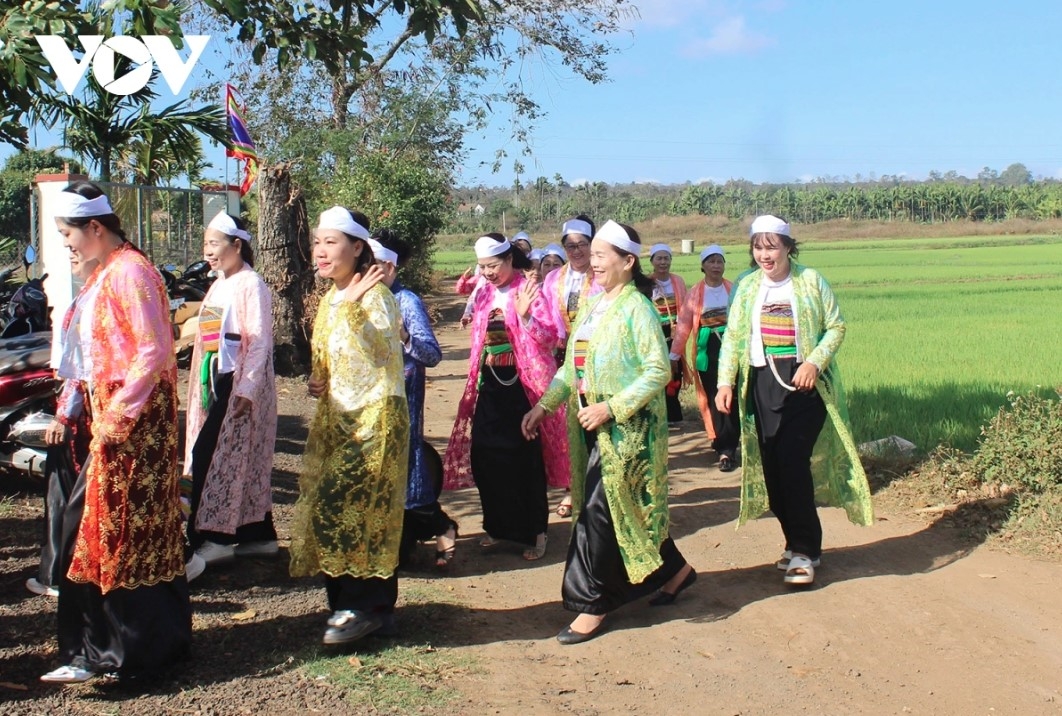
[183,268,277,535]
[443,273,571,489]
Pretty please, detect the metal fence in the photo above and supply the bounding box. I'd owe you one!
[30,181,231,271]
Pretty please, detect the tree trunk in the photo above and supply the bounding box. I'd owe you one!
[256,162,314,375]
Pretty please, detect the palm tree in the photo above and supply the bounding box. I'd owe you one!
[32,69,228,184]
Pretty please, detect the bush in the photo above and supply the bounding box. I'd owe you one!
[970,391,1062,495]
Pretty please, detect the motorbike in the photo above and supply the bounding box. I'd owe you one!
[159,260,215,367]
[0,247,57,478]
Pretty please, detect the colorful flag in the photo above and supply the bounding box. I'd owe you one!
[225,83,258,196]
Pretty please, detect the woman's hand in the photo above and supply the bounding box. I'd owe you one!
[44,419,69,446]
[346,265,385,303]
[307,375,327,399]
[231,396,252,419]
[461,266,474,281]
[792,362,819,392]
[715,386,733,414]
[521,405,547,440]
[577,401,612,431]
[514,278,540,320]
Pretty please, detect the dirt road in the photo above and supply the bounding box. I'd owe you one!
[1,293,1059,715]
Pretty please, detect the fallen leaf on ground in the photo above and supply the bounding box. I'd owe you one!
[348,657,362,669]
[231,609,257,621]
[0,682,28,690]
[978,574,997,579]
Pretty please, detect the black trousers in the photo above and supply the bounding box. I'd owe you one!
[187,371,276,548]
[325,573,398,615]
[751,361,827,560]
[38,444,81,587]
[699,333,739,458]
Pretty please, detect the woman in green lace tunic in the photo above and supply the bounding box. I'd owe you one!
[716,215,873,587]
[523,220,697,645]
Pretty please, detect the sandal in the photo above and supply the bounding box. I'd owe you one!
[784,555,816,585]
[435,521,458,569]
[523,533,548,561]
[479,534,499,549]
[556,496,573,518]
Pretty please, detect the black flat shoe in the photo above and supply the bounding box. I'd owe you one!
[648,567,697,606]
[556,619,608,645]
[719,456,736,472]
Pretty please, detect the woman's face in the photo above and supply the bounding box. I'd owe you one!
[562,233,592,272]
[650,251,672,276]
[526,258,542,283]
[590,238,634,292]
[203,228,243,275]
[752,234,791,281]
[56,218,105,264]
[513,239,532,256]
[701,254,725,285]
[313,229,363,283]
[70,255,99,281]
[540,254,564,276]
[478,254,515,287]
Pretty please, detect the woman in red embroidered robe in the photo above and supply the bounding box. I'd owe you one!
[43,182,190,685]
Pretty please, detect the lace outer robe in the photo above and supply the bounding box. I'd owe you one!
[443,273,570,489]
[718,262,874,527]
[183,267,277,534]
[289,283,410,579]
[541,263,603,344]
[68,244,184,592]
[391,280,443,508]
[670,278,733,440]
[539,283,672,584]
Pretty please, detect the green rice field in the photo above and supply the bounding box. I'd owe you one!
[434,235,1062,452]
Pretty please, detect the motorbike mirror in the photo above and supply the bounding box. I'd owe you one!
[164,263,177,272]
[23,244,37,266]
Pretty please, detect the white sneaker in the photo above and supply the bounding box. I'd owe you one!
[195,541,235,565]
[234,540,279,558]
[26,577,59,597]
[185,552,206,583]
[41,664,95,683]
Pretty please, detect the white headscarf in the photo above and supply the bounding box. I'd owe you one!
[595,220,641,255]
[55,192,113,219]
[749,215,790,237]
[475,235,511,259]
[207,210,252,242]
[318,206,370,240]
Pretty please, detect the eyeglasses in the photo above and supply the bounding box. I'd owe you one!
[563,241,589,251]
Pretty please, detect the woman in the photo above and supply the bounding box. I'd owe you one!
[28,255,98,599]
[44,182,190,683]
[290,207,408,644]
[670,245,739,471]
[443,234,568,561]
[512,231,533,256]
[540,243,566,278]
[648,243,687,423]
[523,220,697,645]
[528,248,544,283]
[369,229,456,569]
[184,211,278,570]
[542,218,599,517]
[715,215,873,586]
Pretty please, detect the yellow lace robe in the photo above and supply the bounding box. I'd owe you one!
[289,283,410,579]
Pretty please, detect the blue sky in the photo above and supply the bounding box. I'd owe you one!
[462,0,1062,187]
[10,0,1062,189]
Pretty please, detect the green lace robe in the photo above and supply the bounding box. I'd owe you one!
[539,283,672,583]
[718,261,874,527]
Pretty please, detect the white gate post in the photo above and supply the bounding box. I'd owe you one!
[33,172,88,367]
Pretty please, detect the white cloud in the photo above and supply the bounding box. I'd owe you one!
[681,16,774,57]
[629,0,728,29]
[570,178,590,187]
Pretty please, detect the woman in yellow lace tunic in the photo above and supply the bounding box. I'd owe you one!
[716,215,873,588]
[290,207,409,645]
[43,182,190,684]
[523,221,697,645]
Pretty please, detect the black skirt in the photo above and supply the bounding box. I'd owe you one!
[562,431,686,615]
[56,458,192,679]
[470,365,548,545]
